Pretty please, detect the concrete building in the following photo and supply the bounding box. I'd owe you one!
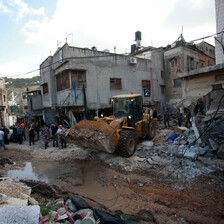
[164,34,215,109]
[40,44,164,126]
[0,78,9,127]
[215,0,224,64]
[179,63,224,107]
[23,88,43,124]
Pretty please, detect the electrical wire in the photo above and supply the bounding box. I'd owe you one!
[4,31,224,78]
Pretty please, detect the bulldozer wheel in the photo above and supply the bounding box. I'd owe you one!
[116,130,138,157]
[146,119,156,140]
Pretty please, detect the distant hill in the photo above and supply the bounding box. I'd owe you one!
[4,76,40,88]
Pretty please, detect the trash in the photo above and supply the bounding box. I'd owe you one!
[72,195,88,210]
[39,215,49,224]
[57,207,67,216]
[66,199,77,212]
[168,133,178,140]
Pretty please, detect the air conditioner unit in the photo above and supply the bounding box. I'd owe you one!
[129,57,137,64]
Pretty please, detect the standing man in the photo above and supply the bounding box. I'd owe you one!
[176,109,183,127]
[2,126,9,145]
[16,123,23,144]
[164,109,170,128]
[29,123,35,146]
[0,128,7,150]
[51,123,58,147]
[57,125,67,149]
[35,122,40,141]
[41,123,50,149]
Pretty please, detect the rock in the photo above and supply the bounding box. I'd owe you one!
[71,195,88,209]
[65,199,77,212]
[28,197,39,205]
[141,141,154,147]
[57,207,67,216]
[0,205,40,224]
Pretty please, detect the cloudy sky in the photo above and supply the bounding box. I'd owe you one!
[0,0,216,78]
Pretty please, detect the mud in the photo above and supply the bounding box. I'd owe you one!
[0,140,224,223]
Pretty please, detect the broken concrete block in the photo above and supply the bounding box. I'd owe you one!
[28,197,39,205]
[183,150,198,160]
[176,127,188,133]
[141,141,154,147]
[0,205,40,224]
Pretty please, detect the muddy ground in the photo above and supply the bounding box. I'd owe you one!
[0,130,224,224]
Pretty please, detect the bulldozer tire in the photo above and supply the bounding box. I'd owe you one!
[116,130,138,157]
[146,119,156,140]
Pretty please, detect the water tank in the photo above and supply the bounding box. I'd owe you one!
[91,46,97,51]
[135,31,141,40]
[131,44,136,53]
[103,49,110,53]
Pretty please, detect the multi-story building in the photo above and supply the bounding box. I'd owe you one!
[164,34,215,109]
[40,44,164,126]
[215,0,224,64]
[0,78,9,127]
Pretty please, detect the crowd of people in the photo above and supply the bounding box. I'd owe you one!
[0,121,67,151]
[163,107,192,128]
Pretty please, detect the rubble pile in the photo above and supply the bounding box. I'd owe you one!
[39,195,139,224]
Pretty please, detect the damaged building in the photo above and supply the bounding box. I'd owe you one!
[39,43,165,126]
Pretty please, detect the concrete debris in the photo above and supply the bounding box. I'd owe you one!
[0,177,31,207]
[141,141,154,147]
[0,205,40,224]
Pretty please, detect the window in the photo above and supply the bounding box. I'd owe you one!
[187,56,195,71]
[71,70,86,89]
[142,80,151,89]
[161,71,164,80]
[56,71,70,91]
[215,74,224,82]
[174,79,181,87]
[161,86,165,95]
[43,83,48,94]
[110,78,122,89]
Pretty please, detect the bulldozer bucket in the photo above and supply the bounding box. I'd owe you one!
[58,120,120,154]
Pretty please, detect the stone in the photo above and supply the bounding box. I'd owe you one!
[0,205,40,224]
[28,197,39,205]
[141,141,154,147]
[57,207,67,216]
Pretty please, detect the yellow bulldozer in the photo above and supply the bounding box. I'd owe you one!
[59,93,156,157]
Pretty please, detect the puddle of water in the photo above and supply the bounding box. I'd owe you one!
[8,162,48,182]
[7,160,83,184]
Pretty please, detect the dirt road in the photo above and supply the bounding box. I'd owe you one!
[0,140,224,224]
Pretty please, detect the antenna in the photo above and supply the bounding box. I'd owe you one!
[65,33,73,46]
[114,45,116,54]
[181,25,183,35]
[57,40,61,48]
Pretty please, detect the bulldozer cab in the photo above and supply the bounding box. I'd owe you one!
[112,94,143,125]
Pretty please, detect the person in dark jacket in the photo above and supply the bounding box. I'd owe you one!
[16,123,23,144]
[164,109,170,128]
[51,123,58,147]
[2,126,9,144]
[29,123,35,146]
[176,109,183,127]
[35,122,40,141]
[12,125,17,143]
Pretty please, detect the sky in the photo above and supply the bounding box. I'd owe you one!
[0,0,216,78]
